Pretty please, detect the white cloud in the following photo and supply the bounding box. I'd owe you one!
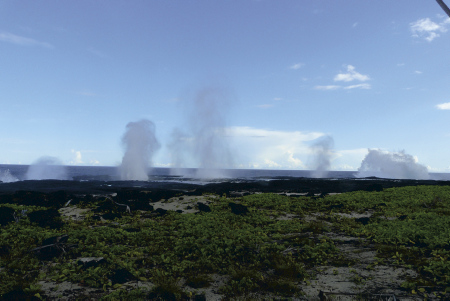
[410,17,449,42]
[332,148,369,170]
[334,65,370,82]
[436,102,450,110]
[70,150,84,165]
[335,164,356,171]
[289,63,304,70]
[0,31,53,48]
[314,85,341,90]
[414,70,422,74]
[352,22,358,28]
[273,97,282,101]
[314,65,371,91]
[68,149,102,165]
[226,126,324,169]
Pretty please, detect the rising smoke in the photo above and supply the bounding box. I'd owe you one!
[26,157,68,180]
[356,149,429,179]
[168,87,234,178]
[120,119,160,181]
[310,135,334,178]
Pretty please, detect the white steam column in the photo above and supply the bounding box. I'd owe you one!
[120,119,160,181]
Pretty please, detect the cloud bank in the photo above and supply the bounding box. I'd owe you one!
[226,126,324,169]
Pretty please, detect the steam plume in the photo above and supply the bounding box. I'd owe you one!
[120,119,160,181]
[169,87,234,177]
[356,149,429,179]
[26,157,68,180]
[0,169,18,183]
[310,135,334,178]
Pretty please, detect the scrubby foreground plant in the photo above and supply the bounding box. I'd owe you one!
[0,185,449,299]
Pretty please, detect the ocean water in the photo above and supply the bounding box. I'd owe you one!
[1,164,450,184]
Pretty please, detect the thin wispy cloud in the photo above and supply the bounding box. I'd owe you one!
[257,104,274,109]
[289,63,304,70]
[314,85,341,90]
[0,31,53,48]
[436,102,450,110]
[314,83,371,90]
[76,90,98,97]
[87,47,108,59]
[414,70,423,74]
[410,17,450,42]
[164,97,180,103]
[334,65,370,82]
[344,83,371,90]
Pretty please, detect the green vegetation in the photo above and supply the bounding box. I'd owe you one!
[1,185,450,299]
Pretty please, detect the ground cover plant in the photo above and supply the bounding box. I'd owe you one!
[0,185,449,300]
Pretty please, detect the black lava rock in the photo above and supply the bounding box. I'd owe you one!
[228,202,249,215]
[123,228,140,233]
[116,190,151,202]
[194,294,207,301]
[0,207,15,226]
[327,204,344,210]
[0,245,11,257]
[30,244,63,261]
[102,212,122,220]
[110,268,136,284]
[154,208,168,216]
[398,215,408,221]
[13,191,47,207]
[30,235,75,261]
[28,209,63,229]
[125,200,154,211]
[42,234,69,246]
[355,217,371,225]
[46,190,68,208]
[92,199,119,213]
[197,202,211,212]
[0,195,13,205]
[0,288,40,301]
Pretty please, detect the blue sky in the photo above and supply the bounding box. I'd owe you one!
[1,0,450,171]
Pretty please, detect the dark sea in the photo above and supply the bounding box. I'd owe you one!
[1,164,450,185]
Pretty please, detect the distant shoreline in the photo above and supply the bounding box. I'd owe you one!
[2,177,450,195]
